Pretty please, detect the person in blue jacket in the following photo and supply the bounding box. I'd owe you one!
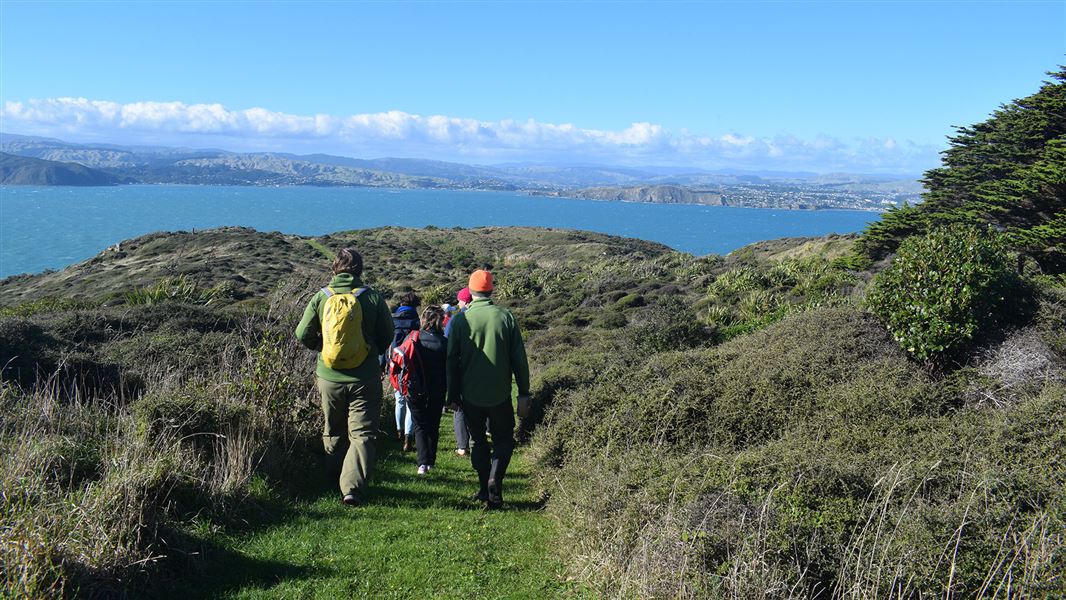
[389,292,420,452]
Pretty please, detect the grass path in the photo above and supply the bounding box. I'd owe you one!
[162,418,584,599]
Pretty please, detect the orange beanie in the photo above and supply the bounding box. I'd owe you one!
[468,270,494,292]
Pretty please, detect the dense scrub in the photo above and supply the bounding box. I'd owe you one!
[528,68,1066,597]
[0,279,323,597]
[531,300,1066,598]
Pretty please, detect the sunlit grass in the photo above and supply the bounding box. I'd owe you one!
[163,418,587,599]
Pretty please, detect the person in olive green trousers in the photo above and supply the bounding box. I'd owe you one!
[295,248,393,506]
[446,269,531,509]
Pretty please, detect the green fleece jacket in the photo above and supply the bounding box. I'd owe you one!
[446,297,530,408]
[294,273,393,383]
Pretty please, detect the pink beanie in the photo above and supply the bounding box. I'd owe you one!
[457,287,473,303]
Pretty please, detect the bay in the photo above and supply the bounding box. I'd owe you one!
[0,185,879,278]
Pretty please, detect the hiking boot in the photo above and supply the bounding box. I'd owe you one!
[402,435,414,453]
[471,489,489,503]
[342,494,362,507]
[417,465,429,475]
[486,478,503,509]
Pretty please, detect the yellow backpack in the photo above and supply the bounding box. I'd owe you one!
[319,287,370,369]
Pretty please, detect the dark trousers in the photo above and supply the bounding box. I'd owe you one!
[409,399,444,466]
[463,400,515,500]
[453,407,470,450]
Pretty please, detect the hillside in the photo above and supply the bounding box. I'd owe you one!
[0,152,129,186]
[122,153,518,189]
[0,223,1063,598]
[0,226,673,308]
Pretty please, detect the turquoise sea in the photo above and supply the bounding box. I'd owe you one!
[0,185,880,278]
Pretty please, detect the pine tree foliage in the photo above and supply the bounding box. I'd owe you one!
[858,67,1066,272]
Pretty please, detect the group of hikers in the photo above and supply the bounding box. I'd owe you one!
[295,247,531,510]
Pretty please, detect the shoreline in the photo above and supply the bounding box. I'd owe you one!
[2,181,898,213]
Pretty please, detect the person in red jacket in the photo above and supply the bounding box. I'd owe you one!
[406,305,448,475]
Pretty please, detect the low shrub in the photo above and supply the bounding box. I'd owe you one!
[623,297,714,354]
[697,258,861,343]
[591,309,627,329]
[613,293,645,309]
[712,308,946,447]
[867,225,1027,363]
[124,276,236,306]
[132,384,250,439]
[0,297,98,318]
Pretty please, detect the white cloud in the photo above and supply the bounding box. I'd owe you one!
[1,97,943,173]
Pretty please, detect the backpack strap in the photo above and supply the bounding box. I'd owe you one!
[323,287,368,298]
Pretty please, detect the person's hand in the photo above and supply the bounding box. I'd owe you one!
[516,394,532,419]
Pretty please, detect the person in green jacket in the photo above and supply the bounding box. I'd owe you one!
[446,269,531,509]
[295,248,393,506]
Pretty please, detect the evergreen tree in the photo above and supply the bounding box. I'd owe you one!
[858,67,1066,273]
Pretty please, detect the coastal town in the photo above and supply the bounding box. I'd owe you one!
[558,179,922,211]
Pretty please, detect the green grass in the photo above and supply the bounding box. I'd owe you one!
[305,238,334,260]
[162,417,586,599]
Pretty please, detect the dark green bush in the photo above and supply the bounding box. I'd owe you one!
[591,310,627,329]
[534,308,942,475]
[0,319,60,388]
[867,225,1024,363]
[624,296,714,354]
[613,293,645,309]
[132,385,251,439]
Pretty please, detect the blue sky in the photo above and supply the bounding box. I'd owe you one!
[1,1,1063,174]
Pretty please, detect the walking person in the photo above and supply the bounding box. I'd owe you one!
[444,287,473,456]
[405,305,448,475]
[446,271,531,509]
[390,292,421,452]
[295,248,393,506]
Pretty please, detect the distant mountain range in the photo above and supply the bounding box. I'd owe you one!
[0,152,132,186]
[0,133,923,209]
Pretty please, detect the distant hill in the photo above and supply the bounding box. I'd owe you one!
[0,152,129,186]
[0,226,674,306]
[563,184,725,205]
[0,133,920,208]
